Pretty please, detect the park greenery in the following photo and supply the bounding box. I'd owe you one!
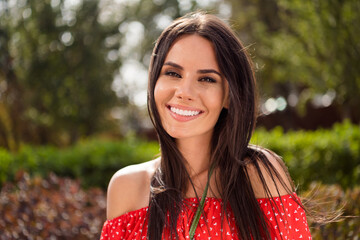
[0,0,359,150]
[0,121,358,190]
[0,0,359,239]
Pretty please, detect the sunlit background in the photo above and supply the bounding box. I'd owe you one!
[0,0,359,239]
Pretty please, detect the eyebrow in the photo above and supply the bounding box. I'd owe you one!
[163,61,222,78]
[197,69,222,77]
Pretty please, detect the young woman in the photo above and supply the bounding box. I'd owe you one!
[101,12,312,240]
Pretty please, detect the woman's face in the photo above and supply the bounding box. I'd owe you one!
[154,34,228,141]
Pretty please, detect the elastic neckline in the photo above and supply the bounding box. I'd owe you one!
[106,193,297,222]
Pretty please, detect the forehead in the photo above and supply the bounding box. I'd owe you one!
[164,34,220,70]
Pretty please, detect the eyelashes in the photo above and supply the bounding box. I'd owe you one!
[165,71,181,78]
[164,71,217,83]
[199,77,216,83]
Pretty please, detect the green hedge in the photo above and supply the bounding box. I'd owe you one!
[0,121,359,190]
[0,136,159,189]
[251,120,360,189]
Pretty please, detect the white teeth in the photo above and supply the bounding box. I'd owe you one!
[170,107,200,116]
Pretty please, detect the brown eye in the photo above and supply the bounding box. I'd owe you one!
[165,71,181,78]
[199,77,216,83]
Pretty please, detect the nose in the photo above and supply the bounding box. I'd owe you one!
[175,77,195,101]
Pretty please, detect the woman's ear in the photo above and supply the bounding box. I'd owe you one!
[224,97,229,109]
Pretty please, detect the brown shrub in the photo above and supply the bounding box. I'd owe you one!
[0,171,106,239]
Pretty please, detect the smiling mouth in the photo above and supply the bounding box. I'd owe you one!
[169,106,202,117]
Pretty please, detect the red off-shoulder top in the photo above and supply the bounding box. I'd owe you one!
[101,193,311,240]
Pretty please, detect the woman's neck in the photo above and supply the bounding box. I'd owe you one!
[176,136,211,177]
[176,134,219,198]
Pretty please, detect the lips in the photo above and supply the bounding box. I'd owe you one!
[166,104,203,121]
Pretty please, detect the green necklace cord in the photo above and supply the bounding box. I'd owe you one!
[188,165,215,240]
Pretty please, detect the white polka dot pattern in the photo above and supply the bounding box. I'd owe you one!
[100,193,311,240]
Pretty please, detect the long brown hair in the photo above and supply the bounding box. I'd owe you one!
[147,12,294,240]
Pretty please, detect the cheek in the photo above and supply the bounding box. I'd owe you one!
[154,80,170,113]
[154,82,163,107]
[207,89,226,112]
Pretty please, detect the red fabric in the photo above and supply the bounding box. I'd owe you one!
[100,193,311,240]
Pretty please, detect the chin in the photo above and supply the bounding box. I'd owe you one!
[164,127,192,140]
[166,131,187,139]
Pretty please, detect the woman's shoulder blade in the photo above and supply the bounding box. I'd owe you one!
[106,158,160,220]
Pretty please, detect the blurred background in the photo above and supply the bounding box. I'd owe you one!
[0,0,359,239]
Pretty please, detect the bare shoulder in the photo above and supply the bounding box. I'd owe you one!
[246,146,294,198]
[106,158,160,220]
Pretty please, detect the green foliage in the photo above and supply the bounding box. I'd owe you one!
[0,121,358,190]
[251,120,360,189]
[0,0,119,147]
[0,148,11,184]
[1,0,359,148]
[231,0,360,118]
[0,136,159,189]
[0,0,230,148]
